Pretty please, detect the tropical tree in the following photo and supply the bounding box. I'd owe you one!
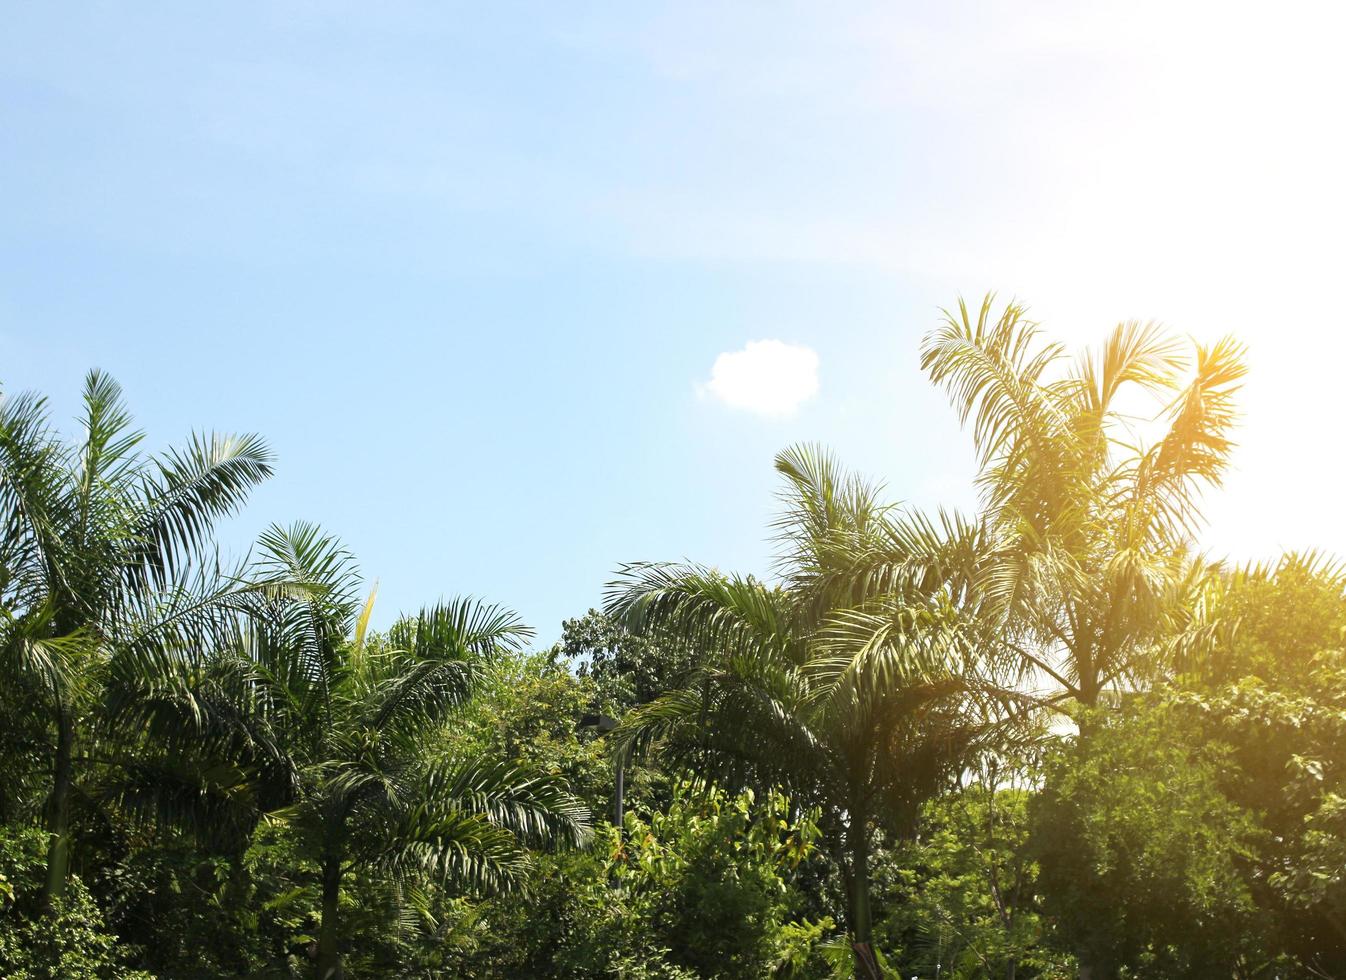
[606,445,1006,978]
[919,296,1247,711]
[220,523,590,980]
[0,371,273,904]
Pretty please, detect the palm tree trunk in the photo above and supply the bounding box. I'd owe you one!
[848,808,882,980]
[315,856,344,980]
[41,713,74,906]
[1077,673,1101,713]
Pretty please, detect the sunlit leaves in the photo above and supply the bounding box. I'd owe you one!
[921,295,1247,704]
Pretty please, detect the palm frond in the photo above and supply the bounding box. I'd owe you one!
[423,758,590,849]
[1141,334,1247,533]
[377,810,532,896]
[811,596,970,696]
[353,583,378,653]
[772,442,888,575]
[76,370,143,507]
[253,522,360,699]
[1073,319,1186,421]
[0,609,93,705]
[366,653,479,734]
[130,431,273,588]
[0,388,72,608]
[920,294,1074,469]
[605,562,800,666]
[389,598,533,662]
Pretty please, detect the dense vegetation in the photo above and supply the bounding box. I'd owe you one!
[3,298,1343,978]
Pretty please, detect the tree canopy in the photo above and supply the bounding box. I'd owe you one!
[2,303,1339,979]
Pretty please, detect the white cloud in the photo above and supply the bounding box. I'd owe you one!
[700,340,819,417]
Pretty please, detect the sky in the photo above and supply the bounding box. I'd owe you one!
[3,1,1345,641]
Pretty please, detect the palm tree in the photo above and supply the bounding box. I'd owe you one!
[0,371,273,904]
[920,296,1247,713]
[226,523,590,980]
[606,446,1005,979]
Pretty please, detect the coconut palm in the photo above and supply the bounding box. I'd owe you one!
[919,296,1247,711]
[222,523,590,980]
[0,371,273,903]
[606,446,1007,979]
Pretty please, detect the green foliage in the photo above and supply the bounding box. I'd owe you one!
[208,525,590,978]
[0,373,273,902]
[0,884,155,980]
[607,444,1008,976]
[0,827,153,980]
[1194,552,1346,687]
[561,609,698,714]
[612,782,828,978]
[435,782,833,978]
[440,648,616,814]
[1171,664,1346,972]
[0,343,1339,980]
[1031,701,1270,977]
[1024,558,1346,977]
[880,784,1070,978]
[1171,556,1346,971]
[93,841,273,977]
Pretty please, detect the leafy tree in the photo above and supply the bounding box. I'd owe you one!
[439,647,616,818]
[1169,552,1346,970]
[1025,553,1346,977]
[554,612,700,819]
[558,608,698,714]
[0,372,272,903]
[613,782,826,978]
[607,445,1004,977]
[920,297,1246,709]
[1168,667,1346,972]
[88,832,283,978]
[1184,551,1346,688]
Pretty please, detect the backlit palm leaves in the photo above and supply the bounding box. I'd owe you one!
[921,296,1247,706]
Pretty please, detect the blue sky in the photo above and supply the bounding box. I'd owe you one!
[4,2,1345,640]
